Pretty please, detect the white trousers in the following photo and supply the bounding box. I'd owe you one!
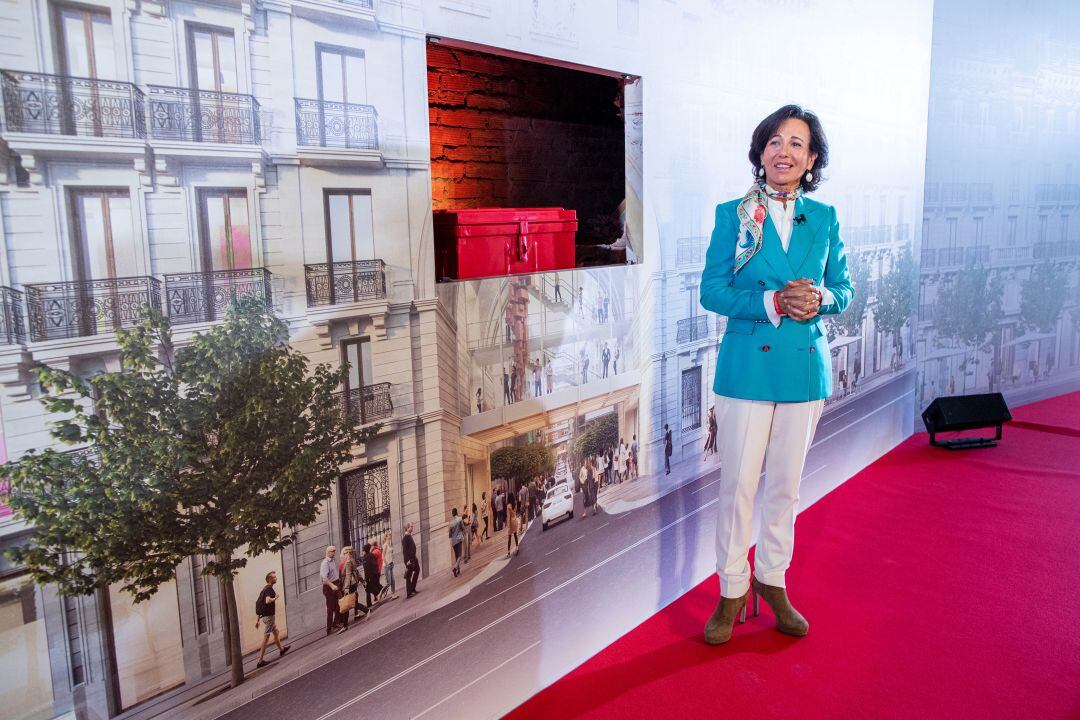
[714,395,824,598]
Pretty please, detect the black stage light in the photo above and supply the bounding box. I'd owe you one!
[922,393,1011,449]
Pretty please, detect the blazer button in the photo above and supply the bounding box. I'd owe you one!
[809,347,815,353]
[758,280,766,287]
[761,345,771,352]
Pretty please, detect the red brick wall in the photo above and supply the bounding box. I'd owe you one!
[427,44,626,255]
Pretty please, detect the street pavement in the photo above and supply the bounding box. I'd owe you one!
[167,369,916,720]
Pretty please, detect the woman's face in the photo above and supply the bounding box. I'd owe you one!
[760,118,817,192]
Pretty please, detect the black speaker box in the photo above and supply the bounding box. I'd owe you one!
[922,393,1011,449]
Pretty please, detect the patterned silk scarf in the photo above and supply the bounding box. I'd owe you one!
[734,180,801,273]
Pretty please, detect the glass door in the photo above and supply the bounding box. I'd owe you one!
[316,46,366,147]
[53,3,115,136]
[197,188,251,320]
[187,25,238,141]
[340,337,373,422]
[324,190,375,303]
[68,188,134,335]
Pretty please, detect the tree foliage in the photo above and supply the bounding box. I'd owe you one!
[933,265,1002,350]
[572,413,619,461]
[2,298,379,686]
[834,250,870,337]
[875,245,918,345]
[490,443,554,492]
[1019,262,1066,334]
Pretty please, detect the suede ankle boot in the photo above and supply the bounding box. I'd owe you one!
[751,577,809,637]
[704,590,749,645]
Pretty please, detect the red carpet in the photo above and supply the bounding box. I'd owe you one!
[508,393,1080,720]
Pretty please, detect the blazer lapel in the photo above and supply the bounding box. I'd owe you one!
[759,211,795,279]
[789,198,827,278]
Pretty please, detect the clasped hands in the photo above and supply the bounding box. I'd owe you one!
[776,278,822,321]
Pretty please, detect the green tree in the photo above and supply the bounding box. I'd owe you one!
[933,265,1002,390]
[2,299,378,689]
[833,250,870,337]
[490,443,554,493]
[1019,262,1066,333]
[875,246,917,365]
[572,413,619,462]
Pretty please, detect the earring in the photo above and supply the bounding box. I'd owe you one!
[757,167,765,177]
[805,170,813,182]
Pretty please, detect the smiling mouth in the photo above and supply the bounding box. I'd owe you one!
[773,163,793,170]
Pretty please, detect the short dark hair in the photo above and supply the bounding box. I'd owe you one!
[265,571,275,583]
[748,104,829,193]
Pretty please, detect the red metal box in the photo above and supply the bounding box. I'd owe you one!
[434,207,578,281]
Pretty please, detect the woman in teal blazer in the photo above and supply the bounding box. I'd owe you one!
[701,105,852,645]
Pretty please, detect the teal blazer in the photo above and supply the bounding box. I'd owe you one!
[701,196,853,402]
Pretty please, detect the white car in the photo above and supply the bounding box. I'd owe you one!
[541,482,574,531]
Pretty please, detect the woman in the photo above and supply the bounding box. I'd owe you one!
[505,497,520,558]
[702,406,717,460]
[340,547,367,623]
[700,105,852,645]
[471,502,482,545]
[480,492,490,541]
[362,543,383,611]
[381,530,398,601]
[448,508,465,577]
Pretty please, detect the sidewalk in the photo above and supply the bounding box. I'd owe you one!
[599,452,722,515]
[143,523,532,720]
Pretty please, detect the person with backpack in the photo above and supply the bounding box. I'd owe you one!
[255,570,290,668]
[449,508,465,577]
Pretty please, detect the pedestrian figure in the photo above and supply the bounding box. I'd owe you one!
[340,547,369,621]
[554,282,562,302]
[320,546,347,635]
[480,493,490,541]
[255,571,290,668]
[618,439,629,482]
[462,507,472,563]
[403,523,420,598]
[503,367,511,405]
[664,424,673,475]
[533,360,542,397]
[703,407,717,460]
[510,365,518,403]
[578,460,588,519]
[449,508,465,577]
[614,347,620,375]
[506,498,520,557]
[587,459,600,516]
[476,387,483,413]
[578,286,585,318]
[494,488,505,532]
[362,543,382,610]
[546,360,554,394]
[471,502,482,545]
[603,293,610,323]
[381,530,399,600]
[631,435,639,479]
[602,343,611,378]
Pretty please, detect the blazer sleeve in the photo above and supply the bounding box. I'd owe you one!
[700,203,770,321]
[818,206,853,316]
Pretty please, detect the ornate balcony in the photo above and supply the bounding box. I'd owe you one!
[25,276,161,342]
[304,260,386,307]
[163,268,272,325]
[147,85,261,144]
[0,286,26,345]
[676,315,710,343]
[1,70,146,139]
[295,97,378,150]
[337,382,393,425]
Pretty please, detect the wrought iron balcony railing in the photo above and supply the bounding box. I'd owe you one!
[676,314,710,343]
[1,70,146,138]
[25,276,161,342]
[164,268,272,325]
[295,97,378,150]
[337,382,393,425]
[147,85,261,144]
[0,286,26,345]
[304,260,386,307]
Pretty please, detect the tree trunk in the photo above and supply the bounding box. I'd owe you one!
[219,557,245,689]
[218,575,233,667]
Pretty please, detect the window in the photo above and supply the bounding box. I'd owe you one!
[0,576,54,713]
[324,190,375,265]
[341,337,373,393]
[681,366,702,431]
[1007,216,1018,246]
[317,45,367,105]
[197,188,251,273]
[187,25,237,93]
[68,188,135,282]
[53,3,115,79]
[340,462,391,549]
